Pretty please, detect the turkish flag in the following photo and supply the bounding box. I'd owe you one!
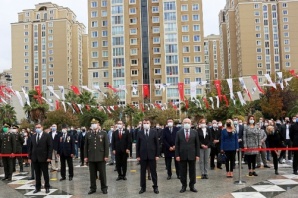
[55,100,60,110]
[214,80,222,100]
[85,105,91,111]
[5,87,15,95]
[35,85,42,96]
[251,75,264,94]
[71,85,81,95]
[290,70,298,78]
[222,95,229,107]
[170,102,177,110]
[143,84,149,98]
[178,82,184,101]
[203,98,210,109]
[154,103,162,109]
[107,85,118,93]
[140,103,145,112]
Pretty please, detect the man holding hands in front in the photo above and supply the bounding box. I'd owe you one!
[175,118,200,193]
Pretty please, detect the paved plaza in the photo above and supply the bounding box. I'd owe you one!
[1,156,298,198]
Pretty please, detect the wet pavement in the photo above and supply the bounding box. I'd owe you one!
[1,153,298,198]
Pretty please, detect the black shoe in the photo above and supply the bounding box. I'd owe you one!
[275,170,279,175]
[264,165,270,168]
[7,178,12,181]
[293,171,298,175]
[205,174,209,179]
[148,175,151,180]
[88,190,96,195]
[180,186,186,193]
[45,188,50,193]
[139,188,146,194]
[1,178,8,181]
[154,188,159,194]
[210,167,215,170]
[102,189,107,194]
[114,168,117,171]
[217,166,222,169]
[167,176,171,180]
[123,176,127,180]
[116,176,122,181]
[252,172,258,176]
[33,189,41,194]
[60,177,66,181]
[69,177,73,181]
[108,163,114,166]
[80,164,84,167]
[201,175,205,179]
[249,172,253,176]
[190,187,198,193]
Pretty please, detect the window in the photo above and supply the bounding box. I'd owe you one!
[130,48,137,55]
[153,47,160,53]
[49,78,54,83]
[184,78,190,84]
[257,48,262,53]
[182,25,189,32]
[24,72,29,77]
[257,63,262,68]
[193,35,200,42]
[92,31,98,37]
[131,70,138,75]
[284,39,289,45]
[154,58,160,64]
[184,68,190,73]
[130,28,137,34]
[284,32,289,37]
[130,38,137,45]
[131,59,138,65]
[283,10,288,15]
[153,27,160,33]
[254,11,260,16]
[256,40,261,46]
[284,25,289,30]
[182,35,189,42]
[181,15,188,21]
[92,62,99,68]
[113,69,125,78]
[166,66,178,75]
[104,82,109,87]
[130,18,137,24]
[153,37,160,43]
[183,57,190,63]
[155,68,161,74]
[167,77,179,84]
[283,17,288,23]
[102,51,108,57]
[182,4,188,11]
[195,67,201,73]
[194,56,201,63]
[93,72,99,78]
[92,51,98,58]
[129,8,136,14]
[49,71,54,76]
[129,0,136,4]
[256,33,261,38]
[192,15,199,21]
[91,11,98,18]
[285,54,290,59]
[91,1,98,8]
[185,89,190,95]
[257,55,262,60]
[254,4,259,9]
[285,62,291,67]
[103,61,109,67]
[192,4,199,11]
[183,46,189,53]
[102,40,108,46]
[102,20,108,27]
[152,6,159,12]
[92,41,98,48]
[152,16,159,23]
[103,71,109,78]
[193,25,200,31]
[91,21,98,27]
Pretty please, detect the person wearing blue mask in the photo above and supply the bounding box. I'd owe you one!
[290,116,298,175]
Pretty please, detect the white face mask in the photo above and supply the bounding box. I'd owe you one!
[156,126,160,129]
[249,120,255,124]
[91,124,98,130]
[183,123,191,129]
[212,124,218,128]
[11,129,17,133]
[168,122,173,127]
[200,124,206,128]
[62,129,67,133]
[117,124,123,130]
[218,123,222,127]
[143,124,150,130]
[233,121,238,125]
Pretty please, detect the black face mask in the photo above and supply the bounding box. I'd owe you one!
[82,129,86,132]
[226,123,231,127]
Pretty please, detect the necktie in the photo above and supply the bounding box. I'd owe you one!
[37,133,40,144]
[119,130,122,139]
[146,130,149,138]
[64,134,66,142]
[186,130,189,142]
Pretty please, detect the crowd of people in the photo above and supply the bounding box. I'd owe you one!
[0,113,298,195]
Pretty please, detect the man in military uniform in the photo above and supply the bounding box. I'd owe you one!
[0,123,16,181]
[84,119,109,195]
[12,125,24,172]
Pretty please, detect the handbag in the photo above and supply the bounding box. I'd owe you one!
[217,153,227,164]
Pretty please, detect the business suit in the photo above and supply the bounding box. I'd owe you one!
[136,128,159,190]
[112,128,131,179]
[162,127,180,178]
[13,132,24,172]
[175,128,200,188]
[28,132,53,190]
[58,133,75,179]
[84,130,109,192]
[280,124,292,161]
[0,132,16,180]
[78,131,87,165]
[210,127,222,169]
[49,131,62,170]
[197,128,212,176]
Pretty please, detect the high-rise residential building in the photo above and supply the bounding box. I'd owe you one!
[219,0,298,81]
[88,0,206,106]
[11,2,87,94]
[11,2,87,120]
[204,34,222,84]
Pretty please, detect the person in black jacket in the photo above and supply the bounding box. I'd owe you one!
[28,123,53,194]
[197,119,212,179]
[49,124,61,171]
[136,119,159,194]
[290,117,298,175]
[112,121,131,181]
[12,125,24,172]
[58,124,75,181]
[78,127,87,166]
[210,120,222,169]
[280,117,292,163]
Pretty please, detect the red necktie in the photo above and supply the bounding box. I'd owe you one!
[186,130,189,142]
[119,130,122,139]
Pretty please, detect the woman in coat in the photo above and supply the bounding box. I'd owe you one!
[220,119,239,177]
[243,115,261,176]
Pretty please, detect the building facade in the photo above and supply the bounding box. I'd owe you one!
[88,0,206,106]
[219,0,298,82]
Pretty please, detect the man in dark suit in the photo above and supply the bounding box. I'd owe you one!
[136,119,159,194]
[57,124,75,181]
[112,120,131,181]
[78,127,87,166]
[162,118,180,180]
[0,123,16,181]
[210,120,222,169]
[175,118,200,193]
[84,119,109,195]
[28,123,53,194]
[280,117,292,163]
[49,124,61,171]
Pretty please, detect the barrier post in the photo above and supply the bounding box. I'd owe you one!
[234,148,246,185]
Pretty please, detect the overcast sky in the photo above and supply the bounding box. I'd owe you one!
[0,0,226,72]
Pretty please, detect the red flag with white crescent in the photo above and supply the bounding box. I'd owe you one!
[178,82,184,101]
[143,84,150,98]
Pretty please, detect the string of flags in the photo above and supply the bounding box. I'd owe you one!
[0,70,297,113]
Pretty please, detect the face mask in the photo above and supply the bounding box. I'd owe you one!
[259,120,263,123]
[168,122,173,127]
[212,124,218,128]
[264,123,269,126]
[24,133,28,136]
[143,124,150,130]
[52,127,56,131]
[244,124,247,127]
[233,121,238,125]
[110,128,114,131]
[82,129,86,132]
[183,123,191,130]
[200,124,206,128]
[11,129,17,133]
[62,129,67,133]
[71,128,74,130]
[218,123,222,127]
[156,126,160,129]
[177,124,181,128]
[36,129,42,133]
[3,127,8,133]
[117,124,123,130]
[227,123,231,127]
[239,122,243,125]
[249,120,255,124]
[276,122,281,125]
[77,129,81,132]
[91,124,98,130]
